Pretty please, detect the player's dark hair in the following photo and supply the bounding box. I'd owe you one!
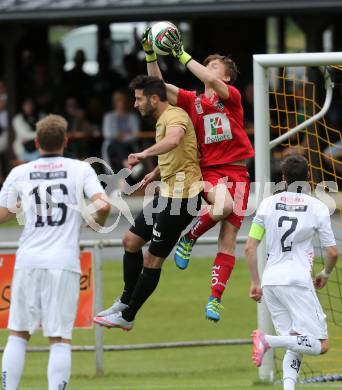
[203,54,238,84]
[36,114,67,152]
[281,154,309,185]
[129,75,167,101]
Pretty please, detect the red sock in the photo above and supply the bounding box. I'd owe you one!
[211,253,235,300]
[187,209,217,240]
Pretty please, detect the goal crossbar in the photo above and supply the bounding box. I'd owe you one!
[254,52,342,67]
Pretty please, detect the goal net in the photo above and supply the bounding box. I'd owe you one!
[253,52,342,383]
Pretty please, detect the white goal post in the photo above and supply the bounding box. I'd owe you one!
[253,51,342,382]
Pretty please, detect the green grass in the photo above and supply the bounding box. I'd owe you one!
[1,259,341,389]
[0,217,21,228]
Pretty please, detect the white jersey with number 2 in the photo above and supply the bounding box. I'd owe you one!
[0,156,105,273]
[253,191,336,288]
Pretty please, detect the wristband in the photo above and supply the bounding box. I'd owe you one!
[145,51,157,63]
[319,269,331,278]
[178,51,192,66]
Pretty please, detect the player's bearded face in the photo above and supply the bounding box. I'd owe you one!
[134,90,155,117]
[206,59,229,82]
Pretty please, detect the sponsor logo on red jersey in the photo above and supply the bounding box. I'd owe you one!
[204,113,232,144]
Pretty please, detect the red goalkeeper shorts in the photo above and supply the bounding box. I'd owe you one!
[202,164,250,229]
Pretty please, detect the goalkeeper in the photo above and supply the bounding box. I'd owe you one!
[142,26,254,322]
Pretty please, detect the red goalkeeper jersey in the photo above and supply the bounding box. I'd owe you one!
[177,84,254,168]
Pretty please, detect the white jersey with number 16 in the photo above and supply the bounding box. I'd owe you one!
[0,156,105,273]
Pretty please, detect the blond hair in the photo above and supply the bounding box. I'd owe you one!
[36,114,68,152]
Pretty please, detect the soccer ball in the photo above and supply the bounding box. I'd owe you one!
[149,21,180,56]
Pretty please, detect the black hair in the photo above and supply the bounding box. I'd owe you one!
[129,75,167,101]
[280,154,309,185]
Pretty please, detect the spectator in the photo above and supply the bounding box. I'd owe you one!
[12,98,40,161]
[64,97,94,134]
[51,43,68,112]
[323,140,342,186]
[0,82,9,184]
[65,49,93,108]
[86,96,104,133]
[18,50,36,101]
[122,53,144,84]
[102,91,140,173]
[85,96,103,159]
[63,97,95,159]
[31,64,53,115]
[93,50,125,109]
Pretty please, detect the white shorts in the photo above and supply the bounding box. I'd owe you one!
[8,269,80,339]
[263,285,328,339]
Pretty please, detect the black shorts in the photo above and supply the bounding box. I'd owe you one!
[129,195,201,258]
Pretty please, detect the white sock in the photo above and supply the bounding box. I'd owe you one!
[265,335,321,355]
[2,335,28,390]
[47,343,71,390]
[283,350,302,390]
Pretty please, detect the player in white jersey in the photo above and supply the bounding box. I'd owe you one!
[245,155,338,390]
[0,114,110,390]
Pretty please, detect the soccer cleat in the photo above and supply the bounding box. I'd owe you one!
[95,298,128,317]
[205,296,224,322]
[93,312,134,331]
[251,329,270,367]
[174,236,196,270]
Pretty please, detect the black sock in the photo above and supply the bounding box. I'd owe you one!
[120,250,144,304]
[122,267,161,322]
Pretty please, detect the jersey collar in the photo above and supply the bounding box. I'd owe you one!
[39,154,63,158]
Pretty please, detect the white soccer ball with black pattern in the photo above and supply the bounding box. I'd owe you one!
[149,21,180,56]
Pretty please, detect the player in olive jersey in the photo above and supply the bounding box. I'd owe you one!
[142,27,254,322]
[94,75,202,330]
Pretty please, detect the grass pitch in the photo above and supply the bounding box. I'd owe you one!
[1,258,341,389]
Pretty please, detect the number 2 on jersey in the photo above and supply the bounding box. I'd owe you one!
[278,216,298,252]
[30,184,68,227]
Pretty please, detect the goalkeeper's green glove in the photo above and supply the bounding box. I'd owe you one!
[172,44,192,66]
[141,26,157,63]
[163,30,192,66]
